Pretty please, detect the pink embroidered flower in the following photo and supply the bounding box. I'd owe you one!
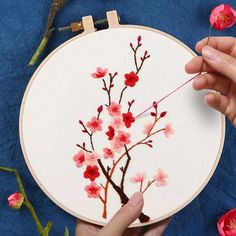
[73,150,85,168]
[111,139,123,153]
[84,165,100,181]
[92,67,108,79]
[107,102,121,116]
[105,126,115,140]
[124,71,139,87]
[85,182,101,198]
[130,172,146,183]
[85,152,99,166]
[217,208,236,236]
[86,116,103,133]
[103,148,114,159]
[153,169,168,186]
[8,192,24,209]
[143,122,153,135]
[114,131,131,147]
[122,112,135,128]
[210,4,236,31]
[110,116,124,130]
[164,123,174,138]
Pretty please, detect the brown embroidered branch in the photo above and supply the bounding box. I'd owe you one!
[127,99,135,112]
[142,180,155,194]
[120,146,132,192]
[102,73,118,106]
[76,143,92,153]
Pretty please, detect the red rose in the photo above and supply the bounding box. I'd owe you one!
[84,165,100,181]
[122,112,135,128]
[218,208,236,236]
[210,4,236,31]
[124,71,139,87]
[105,126,115,140]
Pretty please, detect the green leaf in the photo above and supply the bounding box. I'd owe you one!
[64,227,69,236]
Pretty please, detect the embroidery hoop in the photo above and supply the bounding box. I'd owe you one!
[19,11,225,227]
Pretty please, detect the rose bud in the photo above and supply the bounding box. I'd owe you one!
[8,192,24,209]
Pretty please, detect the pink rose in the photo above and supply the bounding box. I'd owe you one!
[8,192,24,209]
[218,208,236,236]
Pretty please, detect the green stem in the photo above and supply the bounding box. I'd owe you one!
[29,36,49,66]
[0,166,51,235]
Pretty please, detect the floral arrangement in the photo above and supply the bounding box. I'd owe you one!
[72,35,172,222]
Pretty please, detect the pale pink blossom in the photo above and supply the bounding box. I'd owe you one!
[91,67,108,79]
[86,116,103,133]
[143,122,153,135]
[164,123,174,137]
[85,152,99,166]
[107,102,121,116]
[110,116,124,130]
[115,131,131,146]
[8,192,24,209]
[73,150,86,168]
[130,172,146,183]
[103,148,114,159]
[111,139,123,153]
[85,182,101,198]
[153,169,168,186]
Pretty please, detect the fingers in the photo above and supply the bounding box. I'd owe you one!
[204,92,229,116]
[75,219,101,236]
[195,37,236,55]
[192,73,231,95]
[185,56,213,74]
[201,46,236,81]
[143,217,171,236]
[97,192,144,236]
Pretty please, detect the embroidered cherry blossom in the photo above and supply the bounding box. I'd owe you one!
[85,182,102,198]
[110,116,124,130]
[210,4,236,30]
[86,116,103,133]
[153,169,168,186]
[8,192,24,209]
[85,152,99,166]
[105,126,115,140]
[92,67,108,79]
[130,172,146,183]
[103,148,114,159]
[114,131,131,147]
[122,112,135,128]
[111,139,123,153]
[107,102,121,116]
[124,71,139,87]
[73,150,85,168]
[164,123,174,138]
[84,165,100,181]
[143,122,153,135]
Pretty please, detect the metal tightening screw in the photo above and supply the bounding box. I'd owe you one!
[58,16,121,32]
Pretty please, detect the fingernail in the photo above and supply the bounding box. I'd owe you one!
[202,45,218,60]
[128,192,143,207]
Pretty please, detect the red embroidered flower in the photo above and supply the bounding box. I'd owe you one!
[73,150,85,168]
[103,148,114,159]
[86,116,103,133]
[124,71,139,87]
[122,112,135,128]
[217,208,236,236]
[92,67,108,79]
[107,102,121,116]
[85,182,101,198]
[105,126,115,140]
[210,4,236,30]
[84,165,100,181]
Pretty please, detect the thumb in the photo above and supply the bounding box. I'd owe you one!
[202,45,236,81]
[97,192,144,236]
